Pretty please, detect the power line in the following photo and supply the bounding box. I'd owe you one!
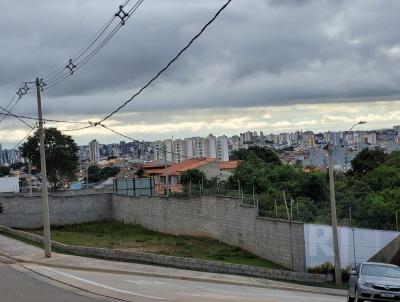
[0,81,34,124]
[96,0,231,125]
[60,124,96,132]
[43,0,144,90]
[7,126,37,154]
[0,105,34,129]
[1,0,144,129]
[99,123,193,160]
[0,111,90,125]
[43,0,132,82]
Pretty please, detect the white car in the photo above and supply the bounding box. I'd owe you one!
[348,262,400,302]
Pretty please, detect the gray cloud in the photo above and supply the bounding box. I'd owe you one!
[1,0,400,144]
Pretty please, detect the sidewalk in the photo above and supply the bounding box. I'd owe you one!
[0,233,346,297]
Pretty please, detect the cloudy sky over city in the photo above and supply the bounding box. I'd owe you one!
[1,0,400,147]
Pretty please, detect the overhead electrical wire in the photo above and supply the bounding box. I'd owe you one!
[1,0,143,131]
[3,0,231,143]
[43,0,144,90]
[43,0,133,83]
[0,111,89,125]
[0,105,34,129]
[95,0,232,125]
[99,123,194,159]
[0,81,34,124]
[60,124,97,132]
[7,126,37,154]
[44,0,231,135]
[59,0,231,140]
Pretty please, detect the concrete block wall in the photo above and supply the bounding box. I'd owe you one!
[0,192,306,271]
[0,225,325,283]
[112,195,306,271]
[0,193,113,228]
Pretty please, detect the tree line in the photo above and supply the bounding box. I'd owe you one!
[228,146,400,228]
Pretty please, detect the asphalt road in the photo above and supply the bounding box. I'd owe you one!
[0,264,120,302]
[21,264,345,302]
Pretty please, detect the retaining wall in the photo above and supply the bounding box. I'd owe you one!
[0,193,307,271]
[0,192,113,228]
[0,225,325,283]
[113,195,306,272]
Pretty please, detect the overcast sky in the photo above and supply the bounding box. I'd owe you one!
[1,0,400,147]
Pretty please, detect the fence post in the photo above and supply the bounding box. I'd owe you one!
[198,180,201,196]
[283,191,290,221]
[189,180,192,198]
[274,198,278,219]
[289,221,294,270]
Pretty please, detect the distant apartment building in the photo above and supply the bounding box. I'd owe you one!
[148,134,229,163]
[217,135,229,161]
[302,131,315,147]
[240,131,254,144]
[207,134,217,158]
[89,139,100,163]
[172,139,187,163]
[228,135,240,152]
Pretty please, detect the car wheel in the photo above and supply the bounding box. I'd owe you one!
[355,288,364,302]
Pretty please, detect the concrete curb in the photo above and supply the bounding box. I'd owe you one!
[0,251,346,298]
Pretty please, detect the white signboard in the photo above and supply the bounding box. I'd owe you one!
[0,176,19,193]
[304,224,400,268]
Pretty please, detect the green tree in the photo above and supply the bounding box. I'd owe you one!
[349,148,387,176]
[88,165,120,183]
[135,167,146,178]
[9,162,25,170]
[180,169,206,186]
[384,150,400,167]
[357,188,400,225]
[231,146,281,165]
[0,166,10,177]
[21,127,79,190]
[228,154,270,193]
[367,165,400,192]
[299,172,328,203]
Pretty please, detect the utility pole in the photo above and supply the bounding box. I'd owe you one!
[164,147,169,197]
[86,162,89,189]
[36,78,51,258]
[328,144,341,285]
[349,207,356,266]
[28,161,33,197]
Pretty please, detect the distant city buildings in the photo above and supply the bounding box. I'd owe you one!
[1,126,400,171]
[89,139,100,163]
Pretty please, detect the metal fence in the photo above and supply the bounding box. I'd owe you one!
[113,178,156,197]
[170,186,257,205]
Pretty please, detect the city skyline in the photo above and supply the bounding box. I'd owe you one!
[2,103,397,149]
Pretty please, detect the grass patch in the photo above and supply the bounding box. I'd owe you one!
[28,220,287,270]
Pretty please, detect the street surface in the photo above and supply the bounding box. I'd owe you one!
[0,264,115,302]
[0,262,344,302]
